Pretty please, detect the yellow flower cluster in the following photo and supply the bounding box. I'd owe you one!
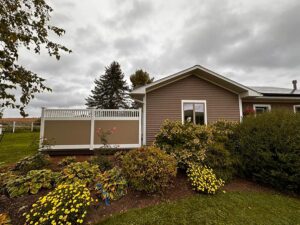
[23,182,93,225]
[187,164,224,194]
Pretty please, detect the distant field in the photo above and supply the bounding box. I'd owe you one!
[0,132,39,166]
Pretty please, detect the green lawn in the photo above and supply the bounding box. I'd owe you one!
[0,132,39,166]
[100,191,300,225]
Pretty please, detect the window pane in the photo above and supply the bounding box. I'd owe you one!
[183,103,194,123]
[255,106,268,114]
[195,103,205,125]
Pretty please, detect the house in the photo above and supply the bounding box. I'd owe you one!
[130,65,300,145]
[40,65,300,151]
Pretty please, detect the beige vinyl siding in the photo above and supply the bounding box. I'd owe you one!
[146,75,240,145]
[243,102,300,112]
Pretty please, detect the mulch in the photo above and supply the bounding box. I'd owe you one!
[86,171,195,224]
[0,155,283,225]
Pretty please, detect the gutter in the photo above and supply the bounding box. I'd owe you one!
[131,98,144,104]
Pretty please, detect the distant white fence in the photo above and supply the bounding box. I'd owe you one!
[40,108,142,150]
[0,121,40,133]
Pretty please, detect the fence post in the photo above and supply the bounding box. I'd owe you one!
[39,107,46,149]
[31,122,34,132]
[89,107,95,150]
[0,124,2,135]
[12,121,16,133]
[139,108,142,147]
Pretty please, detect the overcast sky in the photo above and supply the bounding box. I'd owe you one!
[4,0,300,117]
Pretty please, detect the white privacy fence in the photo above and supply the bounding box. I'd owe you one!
[40,108,142,150]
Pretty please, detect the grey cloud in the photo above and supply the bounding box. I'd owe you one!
[114,36,149,56]
[104,0,153,29]
[51,12,72,25]
[4,0,300,118]
[86,61,105,77]
[218,1,300,69]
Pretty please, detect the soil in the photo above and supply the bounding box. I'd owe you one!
[86,172,195,224]
[0,155,284,225]
[0,176,281,225]
[223,178,276,193]
[0,189,50,225]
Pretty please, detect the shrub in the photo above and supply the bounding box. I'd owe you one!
[0,213,11,225]
[120,146,177,193]
[203,120,238,181]
[13,153,50,173]
[0,171,17,194]
[95,167,127,201]
[58,161,100,185]
[24,182,93,225]
[237,110,300,192]
[187,164,224,194]
[155,120,214,168]
[5,169,58,197]
[58,156,76,167]
[89,155,112,171]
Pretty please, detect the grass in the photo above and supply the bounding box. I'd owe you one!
[100,191,300,225]
[0,132,39,166]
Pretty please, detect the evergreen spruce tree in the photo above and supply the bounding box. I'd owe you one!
[86,61,129,109]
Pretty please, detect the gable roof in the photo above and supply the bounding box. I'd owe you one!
[131,65,262,97]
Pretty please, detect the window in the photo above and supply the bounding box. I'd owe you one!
[253,104,271,114]
[182,100,207,125]
[294,105,300,113]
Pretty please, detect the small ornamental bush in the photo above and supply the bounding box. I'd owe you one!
[13,153,50,173]
[155,120,214,168]
[120,146,177,193]
[24,182,93,225]
[5,169,59,197]
[187,164,224,194]
[89,155,112,171]
[237,110,300,192]
[59,161,100,185]
[0,171,17,195]
[95,167,127,201]
[58,156,76,167]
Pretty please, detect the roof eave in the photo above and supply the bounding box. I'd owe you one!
[130,65,263,96]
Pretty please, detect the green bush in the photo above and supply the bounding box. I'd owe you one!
[204,120,238,181]
[58,156,76,167]
[89,155,112,171]
[187,163,224,194]
[5,169,58,197]
[237,110,300,192]
[24,182,93,225]
[120,146,177,193]
[58,161,100,185]
[95,167,127,201]
[13,153,50,173]
[155,120,214,168]
[0,171,17,195]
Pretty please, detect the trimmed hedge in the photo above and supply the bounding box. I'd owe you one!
[237,110,300,192]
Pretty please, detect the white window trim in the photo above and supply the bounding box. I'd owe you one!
[294,105,300,113]
[253,104,271,113]
[181,100,207,125]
